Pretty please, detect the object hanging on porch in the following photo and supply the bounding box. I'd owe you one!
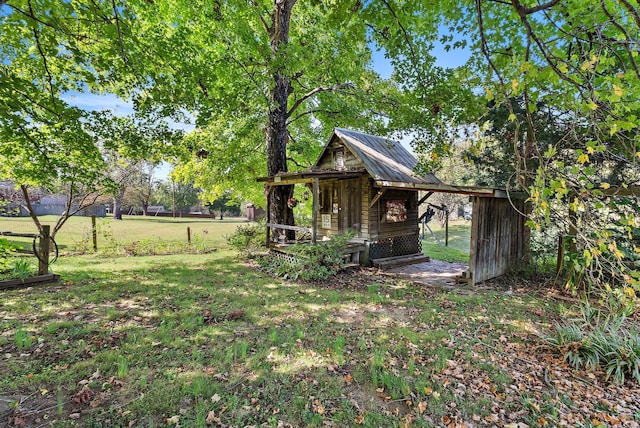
[287,198,298,209]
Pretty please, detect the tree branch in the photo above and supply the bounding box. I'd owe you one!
[379,0,431,94]
[286,83,354,118]
[475,0,507,88]
[515,0,561,16]
[249,0,271,34]
[111,0,132,71]
[601,0,640,78]
[28,0,57,106]
[53,191,102,237]
[510,0,588,93]
[15,122,52,167]
[617,0,640,29]
[20,185,43,235]
[287,108,342,125]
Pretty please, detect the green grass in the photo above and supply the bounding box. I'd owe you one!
[0,214,244,253]
[0,218,632,427]
[421,220,471,263]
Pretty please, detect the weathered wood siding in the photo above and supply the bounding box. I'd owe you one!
[469,197,528,285]
[360,176,370,237]
[316,140,363,171]
[316,176,369,239]
[368,187,419,241]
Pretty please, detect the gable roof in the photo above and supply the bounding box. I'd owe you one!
[318,128,441,185]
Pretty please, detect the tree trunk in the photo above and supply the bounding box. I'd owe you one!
[266,0,296,241]
[112,187,126,220]
[141,202,148,216]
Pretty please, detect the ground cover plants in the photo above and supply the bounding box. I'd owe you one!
[2,241,639,427]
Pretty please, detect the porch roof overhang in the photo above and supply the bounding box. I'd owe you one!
[373,180,529,199]
[256,169,367,186]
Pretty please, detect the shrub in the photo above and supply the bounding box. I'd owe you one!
[0,238,17,273]
[544,300,640,384]
[225,222,266,257]
[257,233,351,281]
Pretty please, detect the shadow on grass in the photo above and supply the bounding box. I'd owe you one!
[0,252,574,428]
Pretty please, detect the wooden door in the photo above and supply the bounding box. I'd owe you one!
[339,178,361,236]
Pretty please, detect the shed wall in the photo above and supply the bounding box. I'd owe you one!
[469,197,528,284]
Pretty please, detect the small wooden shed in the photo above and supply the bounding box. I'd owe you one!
[258,128,529,284]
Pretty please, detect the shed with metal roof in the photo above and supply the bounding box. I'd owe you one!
[258,128,529,283]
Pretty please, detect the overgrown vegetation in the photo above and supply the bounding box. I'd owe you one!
[545,298,639,385]
[257,233,351,281]
[0,237,16,273]
[224,222,266,257]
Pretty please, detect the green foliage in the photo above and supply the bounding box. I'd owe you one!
[153,180,201,214]
[225,222,266,257]
[257,234,351,281]
[0,237,16,272]
[545,301,640,384]
[10,258,34,280]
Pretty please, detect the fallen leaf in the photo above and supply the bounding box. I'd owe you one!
[205,410,220,425]
[417,401,427,414]
[211,393,221,403]
[166,415,180,425]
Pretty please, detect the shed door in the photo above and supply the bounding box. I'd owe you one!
[339,178,361,236]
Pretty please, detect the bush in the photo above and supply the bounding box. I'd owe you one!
[0,238,17,273]
[544,300,640,384]
[257,233,351,281]
[225,222,266,257]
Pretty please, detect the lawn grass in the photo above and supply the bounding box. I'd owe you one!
[421,220,471,264]
[1,250,508,427]
[0,215,245,253]
[2,219,638,427]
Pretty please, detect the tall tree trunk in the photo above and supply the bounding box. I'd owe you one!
[112,187,126,220]
[266,0,296,241]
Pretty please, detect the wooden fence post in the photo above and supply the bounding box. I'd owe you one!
[38,225,50,275]
[187,227,191,245]
[92,215,98,252]
[556,234,564,273]
[444,208,449,247]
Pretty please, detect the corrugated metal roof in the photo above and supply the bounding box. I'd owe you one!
[331,128,441,185]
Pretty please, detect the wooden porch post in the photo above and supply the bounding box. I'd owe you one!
[312,178,319,243]
[266,186,272,246]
